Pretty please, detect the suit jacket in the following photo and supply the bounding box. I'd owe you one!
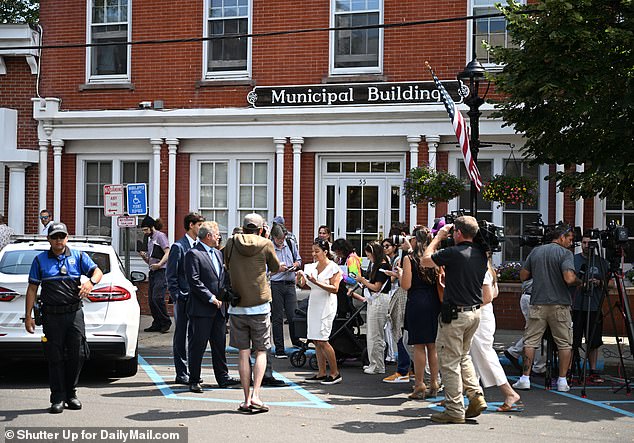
[184,242,226,318]
[166,236,193,302]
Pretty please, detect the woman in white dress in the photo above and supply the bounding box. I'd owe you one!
[298,238,343,385]
[469,258,523,412]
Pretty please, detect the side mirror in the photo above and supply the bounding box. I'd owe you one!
[130,270,146,283]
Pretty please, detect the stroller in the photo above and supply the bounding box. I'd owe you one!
[290,282,368,369]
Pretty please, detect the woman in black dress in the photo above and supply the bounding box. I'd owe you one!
[400,226,441,399]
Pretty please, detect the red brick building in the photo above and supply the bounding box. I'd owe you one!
[1,2,632,324]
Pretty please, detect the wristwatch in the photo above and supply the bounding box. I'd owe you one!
[89,277,97,285]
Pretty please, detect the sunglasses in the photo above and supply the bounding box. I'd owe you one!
[50,234,67,240]
[383,244,393,249]
[40,216,49,220]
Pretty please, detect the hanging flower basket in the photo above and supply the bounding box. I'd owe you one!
[403,166,466,207]
[482,174,538,207]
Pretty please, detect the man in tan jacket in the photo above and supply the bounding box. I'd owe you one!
[224,213,280,413]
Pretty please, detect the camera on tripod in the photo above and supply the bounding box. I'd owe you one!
[520,215,581,248]
[586,220,630,271]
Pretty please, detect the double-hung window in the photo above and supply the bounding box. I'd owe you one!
[84,161,113,237]
[196,157,271,239]
[604,199,634,264]
[205,0,251,78]
[471,0,521,67]
[331,0,382,74]
[88,0,130,82]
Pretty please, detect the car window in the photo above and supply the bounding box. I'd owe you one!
[0,250,111,275]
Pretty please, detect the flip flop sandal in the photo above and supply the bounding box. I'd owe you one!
[237,403,251,413]
[496,401,525,412]
[249,403,270,413]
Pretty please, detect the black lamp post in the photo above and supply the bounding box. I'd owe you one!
[457,58,487,218]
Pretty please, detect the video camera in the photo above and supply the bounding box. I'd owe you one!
[585,220,630,271]
[519,215,581,248]
[434,212,504,253]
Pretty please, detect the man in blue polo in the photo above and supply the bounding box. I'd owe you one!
[24,222,103,414]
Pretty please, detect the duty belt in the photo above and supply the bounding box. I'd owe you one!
[43,302,82,314]
[455,304,480,313]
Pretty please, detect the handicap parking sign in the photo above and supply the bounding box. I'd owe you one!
[127,183,147,216]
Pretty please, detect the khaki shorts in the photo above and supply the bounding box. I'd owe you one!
[524,304,572,350]
[229,313,271,351]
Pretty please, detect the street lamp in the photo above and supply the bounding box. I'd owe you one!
[457,58,487,218]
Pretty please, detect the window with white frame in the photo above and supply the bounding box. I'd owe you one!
[88,0,130,80]
[197,158,270,239]
[459,160,493,222]
[331,0,382,74]
[471,0,520,66]
[501,161,540,262]
[119,161,150,256]
[85,161,113,237]
[205,0,250,77]
[604,199,634,264]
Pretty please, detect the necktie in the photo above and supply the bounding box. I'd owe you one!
[210,250,220,275]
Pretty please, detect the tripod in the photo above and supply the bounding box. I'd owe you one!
[578,242,634,397]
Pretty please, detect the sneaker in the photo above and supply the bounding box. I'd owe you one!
[408,370,415,381]
[363,367,385,375]
[382,372,409,383]
[465,394,488,418]
[512,378,531,390]
[274,353,288,359]
[557,380,570,392]
[305,374,327,383]
[321,373,342,385]
[430,411,465,424]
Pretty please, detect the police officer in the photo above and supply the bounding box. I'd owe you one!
[24,222,103,414]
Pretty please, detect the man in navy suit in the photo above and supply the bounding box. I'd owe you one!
[185,221,240,393]
[166,212,204,385]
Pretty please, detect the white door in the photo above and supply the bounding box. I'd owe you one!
[337,178,389,259]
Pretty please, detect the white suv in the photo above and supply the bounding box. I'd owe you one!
[0,236,143,377]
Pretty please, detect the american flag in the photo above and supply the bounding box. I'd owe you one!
[425,62,482,191]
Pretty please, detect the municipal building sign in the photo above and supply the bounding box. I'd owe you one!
[247,81,464,108]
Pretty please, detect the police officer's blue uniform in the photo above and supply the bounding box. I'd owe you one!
[29,246,97,406]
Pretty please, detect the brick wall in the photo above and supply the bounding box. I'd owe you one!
[173,151,191,240]
[298,152,315,261]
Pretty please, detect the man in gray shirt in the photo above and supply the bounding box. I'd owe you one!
[514,225,581,392]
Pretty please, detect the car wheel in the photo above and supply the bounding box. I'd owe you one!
[113,349,138,378]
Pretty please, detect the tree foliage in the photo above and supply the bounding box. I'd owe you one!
[0,0,39,26]
[492,0,634,203]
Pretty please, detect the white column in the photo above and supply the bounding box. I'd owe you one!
[575,164,584,229]
[166,138,178,244]
[406,135,421,231]
[274,137,286,217]
[6,163,29,234]
[38,139,48,212]
[290,137,303,234]
[555,164,564,223]
[425,135,440,229]
[150,138,163,219]
[51,140,64,220]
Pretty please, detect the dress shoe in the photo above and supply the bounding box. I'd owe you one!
[174,376,190,385]
[66,397,82,410]
[262,376,287,387]
[49,402,64,414]
[159,324,172,333]
[218,378,241,388]
[189,383,203,393]
[143,325,160,332]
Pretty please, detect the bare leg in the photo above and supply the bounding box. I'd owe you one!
[588,348,599,370]
[426,343,440,390]
[558,349,571,378]
[522,346,535,376]
[413,344,428,390]
[321,341,339,376]
[498,382,521,406]
[238,349,252,405]
[314,342,327,376]
[250,350,267,406]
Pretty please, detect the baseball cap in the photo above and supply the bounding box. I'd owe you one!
[243,213,264,229]
[272,215,285,225]
[48,222,68,237]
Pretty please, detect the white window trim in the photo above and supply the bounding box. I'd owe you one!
[447,151,548,265]
[190,153,274,231]
[85,0,132,84]
[76,154,153,257]
[467,0,525,70]
[316,154,406,239]
[329,0,383,76]
[202,0,252,80]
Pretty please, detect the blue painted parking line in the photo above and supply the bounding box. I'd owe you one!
[139,354,333,409]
